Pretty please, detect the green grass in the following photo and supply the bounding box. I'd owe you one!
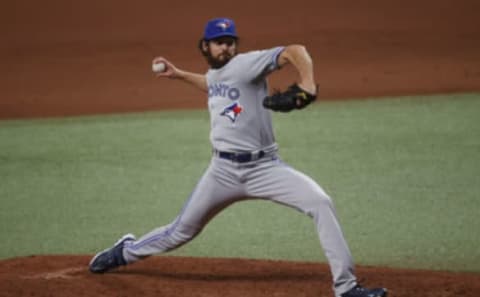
[1,93,479,272]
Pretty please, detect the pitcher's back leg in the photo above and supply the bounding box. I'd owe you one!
[245,160,357,296]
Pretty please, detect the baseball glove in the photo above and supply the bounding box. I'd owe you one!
[263,83,317,112]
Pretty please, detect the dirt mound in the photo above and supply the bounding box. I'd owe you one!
[1,0,480,119]
[1,255,479,297]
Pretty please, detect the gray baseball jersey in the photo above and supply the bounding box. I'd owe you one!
[122,47,358,297]
[207,46,283,152]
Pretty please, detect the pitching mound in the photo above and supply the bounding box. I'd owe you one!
[0,256,478,297]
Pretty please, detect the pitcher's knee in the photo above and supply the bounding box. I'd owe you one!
[304,191,334,217]
[318,193,334,207]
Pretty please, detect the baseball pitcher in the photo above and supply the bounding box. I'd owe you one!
[89,17,387,297]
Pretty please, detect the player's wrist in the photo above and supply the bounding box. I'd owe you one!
[171,69,185,80]
[298,80,316,95]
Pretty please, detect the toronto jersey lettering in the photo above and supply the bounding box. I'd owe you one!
[206,46,285,152]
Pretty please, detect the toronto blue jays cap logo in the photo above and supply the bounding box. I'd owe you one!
[221,102,243,122]
[216,20,232,31]
[204,17,237,40]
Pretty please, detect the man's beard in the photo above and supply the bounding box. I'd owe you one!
[206,51,236,69]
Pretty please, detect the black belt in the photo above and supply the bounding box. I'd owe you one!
[215,150,266,163]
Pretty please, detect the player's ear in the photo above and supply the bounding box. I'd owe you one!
[202,40,209,52]
[198,38,209,57]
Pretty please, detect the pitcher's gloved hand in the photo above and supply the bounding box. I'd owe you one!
[263,83,317,112]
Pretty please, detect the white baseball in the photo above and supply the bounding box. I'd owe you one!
[152,61,166,73]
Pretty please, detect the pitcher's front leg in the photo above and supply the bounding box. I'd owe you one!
[123,162,244,263]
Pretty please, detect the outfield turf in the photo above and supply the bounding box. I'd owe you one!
[0,94,479,272]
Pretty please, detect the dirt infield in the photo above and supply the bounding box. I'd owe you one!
[1,0,480,119]
[1,256,479,297]
[1,0,480,296]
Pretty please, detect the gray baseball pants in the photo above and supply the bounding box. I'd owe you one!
[123,153,357,296]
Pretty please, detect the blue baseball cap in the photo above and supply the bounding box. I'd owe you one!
[203,17,238,41]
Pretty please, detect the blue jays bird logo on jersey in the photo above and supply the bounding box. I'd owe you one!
[221,102,243,122]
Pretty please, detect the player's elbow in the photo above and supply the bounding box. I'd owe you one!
[280,45,312,65]
[286,44,309,56]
